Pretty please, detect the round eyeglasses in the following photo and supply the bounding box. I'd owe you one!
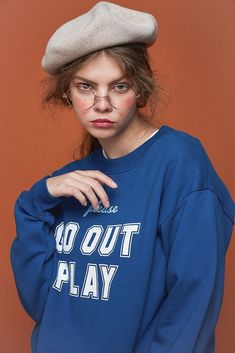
[63,83,140,111]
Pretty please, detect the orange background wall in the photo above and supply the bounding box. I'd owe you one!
[1,1,234,352]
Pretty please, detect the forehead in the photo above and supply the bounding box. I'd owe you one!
[71,52,126,82]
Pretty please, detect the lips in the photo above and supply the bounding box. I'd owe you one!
[92,119,113,123]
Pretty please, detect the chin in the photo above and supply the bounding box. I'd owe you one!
[87,127,117,139]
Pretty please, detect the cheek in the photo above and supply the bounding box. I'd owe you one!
[121,96,136,109]
[118,105,137,125]
[72,98,89,110]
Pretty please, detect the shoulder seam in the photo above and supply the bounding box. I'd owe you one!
[194,137,210,188]
[159,188,234,228]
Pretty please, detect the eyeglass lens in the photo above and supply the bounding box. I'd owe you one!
[66,85,138,111]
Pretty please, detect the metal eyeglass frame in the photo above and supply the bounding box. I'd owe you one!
[62,84,141,111]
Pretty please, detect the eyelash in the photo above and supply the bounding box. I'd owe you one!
[75,82,129,90]
[77,83,92,89]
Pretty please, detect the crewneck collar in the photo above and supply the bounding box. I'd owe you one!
[102,128,160,159]
[91,124,173,174]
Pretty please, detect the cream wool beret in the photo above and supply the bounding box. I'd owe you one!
[41,1,158,75]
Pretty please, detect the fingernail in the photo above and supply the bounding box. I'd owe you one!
[111,181,118,187]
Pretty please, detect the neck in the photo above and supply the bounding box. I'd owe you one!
[98,114,158,159]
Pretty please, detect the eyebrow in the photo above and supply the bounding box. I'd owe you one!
[72,75,127,85]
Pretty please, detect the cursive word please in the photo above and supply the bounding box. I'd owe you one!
[83,200,118,217]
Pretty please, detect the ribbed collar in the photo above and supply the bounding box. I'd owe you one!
[102,128,160,159]
[91,124,172,174]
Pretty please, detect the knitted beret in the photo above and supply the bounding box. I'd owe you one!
[41,1,158,75]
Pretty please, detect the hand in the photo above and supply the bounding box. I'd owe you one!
[46,170,118,209]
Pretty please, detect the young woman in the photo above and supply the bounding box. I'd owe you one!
[10,2,234,353]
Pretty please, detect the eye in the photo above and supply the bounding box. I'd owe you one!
[112,83,130,93]
[75,83,93,91]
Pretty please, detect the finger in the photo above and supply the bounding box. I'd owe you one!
[64,183,97,208]
[74,182,102,209]
[74,170,118,188]
[85,178,111,208]
[70,187,88,206]
[67,173,110,208]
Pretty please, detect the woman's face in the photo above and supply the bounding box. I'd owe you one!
[67,52,140,140]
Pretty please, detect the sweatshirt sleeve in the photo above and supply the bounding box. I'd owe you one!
[149,189,234,353]
[10,174,64,322]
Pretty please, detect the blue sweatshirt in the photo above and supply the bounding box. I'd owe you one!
[10,124,234,353]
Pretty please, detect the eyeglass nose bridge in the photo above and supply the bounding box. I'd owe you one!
[93,93,111,103]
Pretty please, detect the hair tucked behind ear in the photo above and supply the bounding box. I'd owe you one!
[40,43,165,159]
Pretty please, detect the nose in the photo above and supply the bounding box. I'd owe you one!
[93,95,113,112]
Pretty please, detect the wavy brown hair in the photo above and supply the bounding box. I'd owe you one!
[40,43,164,159]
